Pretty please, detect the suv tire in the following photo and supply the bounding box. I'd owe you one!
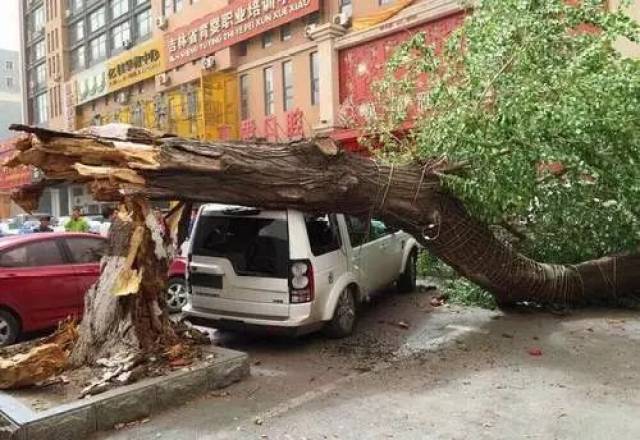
[397,249,417,293]
[0,310,19,347]
[324,287,357,339]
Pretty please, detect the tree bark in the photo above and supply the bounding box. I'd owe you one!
[7,123,640,307]
[70,196,179,366]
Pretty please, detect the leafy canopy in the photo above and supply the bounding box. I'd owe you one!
[366,0,640,263]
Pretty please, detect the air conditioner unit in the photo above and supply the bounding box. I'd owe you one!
[333,12,352,27]
[122,39,133,49]
[157,73,170,86]
[116,91,129,104]
[304,24,317,39]
[155,16,169,30]
[201,56,215,70]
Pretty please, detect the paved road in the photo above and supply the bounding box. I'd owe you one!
[97,288,640,440]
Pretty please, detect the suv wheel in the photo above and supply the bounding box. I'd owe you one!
[0,310,19,347]
[397,249,417,293]
[166,277,188,313]
[324,287,357,339]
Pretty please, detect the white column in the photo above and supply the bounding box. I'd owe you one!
[309,23,347,135]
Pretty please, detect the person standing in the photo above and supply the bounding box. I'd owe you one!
[65,207,90,232]
[33,215,53,233]
[99,206,117,237]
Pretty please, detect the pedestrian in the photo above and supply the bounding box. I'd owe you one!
[100,206,117,237]
[33,215,53,233]
[188,208,198,237]
[65,207,90,232]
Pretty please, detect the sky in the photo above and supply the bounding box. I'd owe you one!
[0,0,20,52]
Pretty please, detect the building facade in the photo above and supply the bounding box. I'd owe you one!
[0,50,23,141]
[17,0,640,217]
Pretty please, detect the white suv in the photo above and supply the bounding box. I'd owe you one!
[182,204,418,338]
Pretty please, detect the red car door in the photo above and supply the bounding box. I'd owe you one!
[0,238,80,331]
[62,236,106,316]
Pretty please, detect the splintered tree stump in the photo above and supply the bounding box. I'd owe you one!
[70,197,179,366]
[6,123,640,309]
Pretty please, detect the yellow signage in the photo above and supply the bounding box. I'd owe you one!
[107,38,164,91]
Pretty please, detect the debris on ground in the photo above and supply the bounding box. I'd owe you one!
[527,347,543,356]
[114,417,150,430]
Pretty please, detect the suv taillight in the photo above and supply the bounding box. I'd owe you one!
[289,259,314,304]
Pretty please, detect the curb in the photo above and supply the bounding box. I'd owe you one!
[0,346,249,440]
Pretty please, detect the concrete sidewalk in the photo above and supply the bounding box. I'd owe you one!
[98,290,640,440]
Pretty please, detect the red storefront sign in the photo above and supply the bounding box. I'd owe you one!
[164,0,319,70]
[337,12,464,128]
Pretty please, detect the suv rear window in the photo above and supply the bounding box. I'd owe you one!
[192,215,289,278]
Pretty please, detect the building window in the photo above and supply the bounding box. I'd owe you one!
[310,52,319,106]
[35,93,48,124]
[135,0,149,5]
[88,7,105,32]
[262,31,273,48]
[340,0,353,14]
[263,67,274,116]
[239,74,249,120]
[70,20,84,43]
[5,77,13,88]
[34,40,46,61]
[35,63,46,88]
[70,0,83,11]
[110,0,128,19]
[282,61,293,111]
[237,42,247,57]
[163,0,183,15]
[89,34,107,61]
[280,24,291,41]
[379,0,393,4]
[33,7,45,32]
[136,9,151,40]
[71,46,86,71]
[111,21,131,51]
[5,61,13,71]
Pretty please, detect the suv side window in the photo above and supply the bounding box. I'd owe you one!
[345,216,369,247]
[305,214,341,256]
[0,240,65,267]
[346,217,393,247]
[65,237,105,263]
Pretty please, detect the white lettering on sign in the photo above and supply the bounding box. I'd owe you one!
[165,0,315,68]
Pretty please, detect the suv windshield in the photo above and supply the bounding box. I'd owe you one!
[192,215,289,278]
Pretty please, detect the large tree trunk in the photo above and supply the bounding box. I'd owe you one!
[7,123,640,310]
[69,196,179,366]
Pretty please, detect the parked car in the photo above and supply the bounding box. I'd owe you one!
[0,233,187,346]
[182,205,418,338]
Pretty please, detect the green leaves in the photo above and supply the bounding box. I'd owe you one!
[365,0,640,263]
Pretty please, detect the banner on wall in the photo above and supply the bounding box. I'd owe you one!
[107,38,165,91]
[74,63,108,106]
[164,0,319,70]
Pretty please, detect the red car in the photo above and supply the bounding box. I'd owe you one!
[0,233,186,346]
